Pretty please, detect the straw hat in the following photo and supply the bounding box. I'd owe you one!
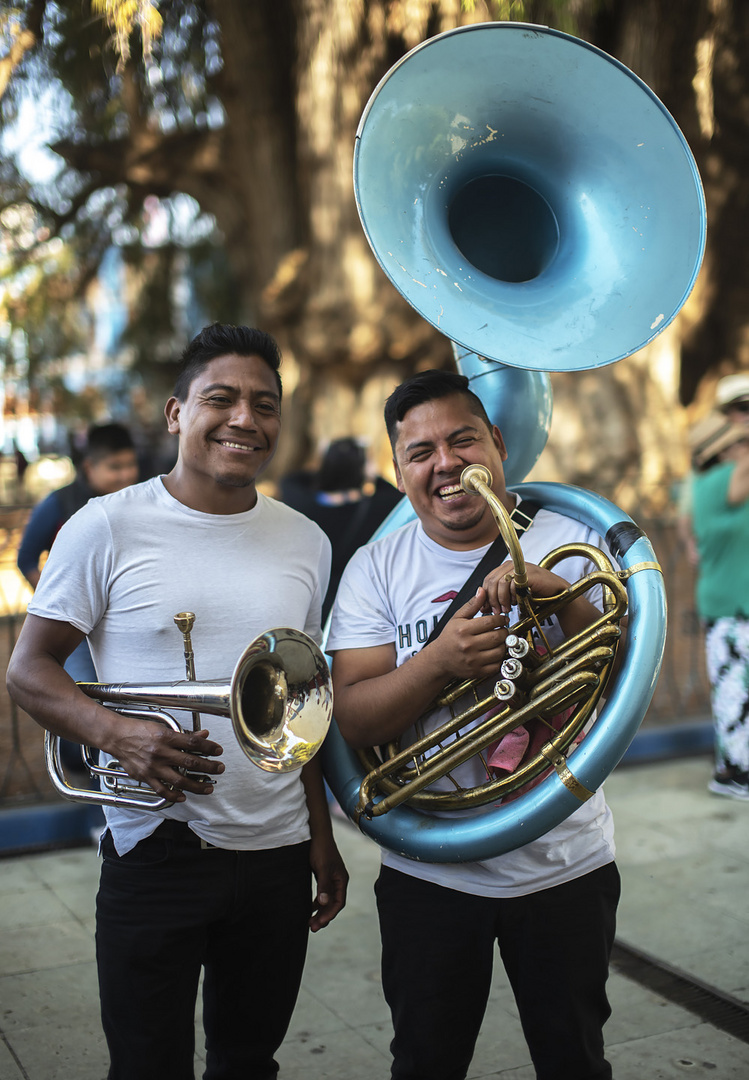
[689,411,748,469]
[715,373,749,410]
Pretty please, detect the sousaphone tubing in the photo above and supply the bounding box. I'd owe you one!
[322,23,705,861]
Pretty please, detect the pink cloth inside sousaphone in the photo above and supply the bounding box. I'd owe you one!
[486,705,576,803]
[485,639,578,803]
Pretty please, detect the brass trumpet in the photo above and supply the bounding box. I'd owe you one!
[45,615,333,810]
[351,465,628,821]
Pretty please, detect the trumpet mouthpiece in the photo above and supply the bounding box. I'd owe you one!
[174,612,196,634]
[460,464,493,493]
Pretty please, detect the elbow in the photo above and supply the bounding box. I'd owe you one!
[332,709,373,751]
[342,730,375,751]
[6,656,24,706]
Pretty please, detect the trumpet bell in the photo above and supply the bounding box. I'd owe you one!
[231,628,334,772]
[354,22,706,371]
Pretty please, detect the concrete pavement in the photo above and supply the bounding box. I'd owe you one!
[1,754,748,1079]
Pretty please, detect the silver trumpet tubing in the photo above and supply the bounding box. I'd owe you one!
[46,617,333,810]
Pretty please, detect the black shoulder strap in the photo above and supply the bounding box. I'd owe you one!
[425,499,541,646]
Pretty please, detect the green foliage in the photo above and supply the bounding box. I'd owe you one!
[461,0,592,36]
[91,0,163,70]
[0,1,231,422]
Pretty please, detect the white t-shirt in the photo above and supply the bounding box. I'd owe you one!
[326,499,616,898]
[29,477,331,855]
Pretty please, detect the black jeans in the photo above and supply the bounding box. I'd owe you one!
[376,861,621,1080]
[96,823,312,1080]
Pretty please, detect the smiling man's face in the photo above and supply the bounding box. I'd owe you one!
[392,392,511,550]
[163,352,281,514]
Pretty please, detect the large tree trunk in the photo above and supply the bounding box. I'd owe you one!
[203,0,747,509]
[31,1,749,508]
[543,0,749,509]
[209,0,473,478]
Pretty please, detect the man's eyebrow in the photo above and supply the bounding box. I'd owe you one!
[198,382,280,402]
[198,382,235,394]
[403,437,435,454]
[403,424,478,453]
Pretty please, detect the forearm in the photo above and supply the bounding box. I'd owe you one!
[333,645,452,749]
[555,593,603,641]
[300,757,334,840]
[8,644,127,751]
[8,617,224,802]
[21,566,41,590]
[300,756,349,930]
[8,614,145,756]
[728,455,749,503]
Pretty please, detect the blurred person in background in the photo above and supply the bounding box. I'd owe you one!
[18,422,139,598]
[678,373,749,567]
[689,410,749,802]
[17,422,139,776]
[282,436,401,623]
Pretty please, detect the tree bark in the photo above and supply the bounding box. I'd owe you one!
[8,0,749,508]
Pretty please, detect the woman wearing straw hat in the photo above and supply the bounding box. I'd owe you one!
[689,410,749,801]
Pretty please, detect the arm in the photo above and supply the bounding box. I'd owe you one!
[727,445,749,504]
[22,566,41,590]
[676,511,699,569]
[6,614,225,803]
[16,494,60,589]
[300,757,348,931]
[332,588,508,749]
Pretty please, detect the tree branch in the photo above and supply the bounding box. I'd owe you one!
[0,0,46,99]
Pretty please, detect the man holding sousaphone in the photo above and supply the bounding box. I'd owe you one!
[327,370,621,1080]
[7,323,348,1080]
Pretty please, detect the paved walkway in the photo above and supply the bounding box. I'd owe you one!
[1,754,748,1079]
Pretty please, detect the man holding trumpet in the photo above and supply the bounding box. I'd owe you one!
[8,323,348,1080]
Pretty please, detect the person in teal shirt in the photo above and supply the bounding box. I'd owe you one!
[689,410,749,801]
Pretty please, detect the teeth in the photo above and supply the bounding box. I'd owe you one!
[438,484,463,499]
[220,441,253,451]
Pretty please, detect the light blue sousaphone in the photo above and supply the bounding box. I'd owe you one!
[322,22,706,861]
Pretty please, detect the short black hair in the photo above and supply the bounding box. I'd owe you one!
[317,438,366,492]
[173,323,283,402]
[85,423,135,463]
[384,369,492,450]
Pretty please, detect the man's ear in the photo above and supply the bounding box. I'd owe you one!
[393,457,406,494]
[492,425,508,462]
[164,397,181,435]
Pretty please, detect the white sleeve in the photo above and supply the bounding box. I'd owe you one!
[326,545,396,652]
[26,501,114,635]
[303,532,332,645]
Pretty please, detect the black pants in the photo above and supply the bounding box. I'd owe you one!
[376,861,621,1080]
[96,823,312,1080]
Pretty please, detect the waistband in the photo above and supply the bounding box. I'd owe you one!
[155,819,216,849]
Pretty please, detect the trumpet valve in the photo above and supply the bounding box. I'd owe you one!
[494,678,518,703]
[500,657,524,681]
[506,634,543,669]
[505,634,528,657]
